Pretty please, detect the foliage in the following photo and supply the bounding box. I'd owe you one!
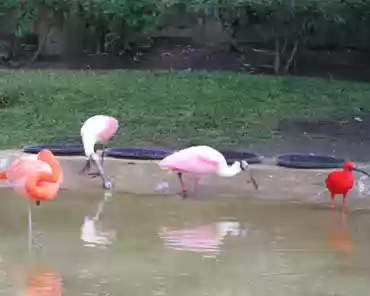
[0,0,165,55]
[204,0,370,72]
[1,0,370,63]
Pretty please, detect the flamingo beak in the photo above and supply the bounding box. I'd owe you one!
[354,168,370,177]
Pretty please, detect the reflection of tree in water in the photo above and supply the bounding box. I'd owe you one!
[81,191,116,248]
[158,221,245,257]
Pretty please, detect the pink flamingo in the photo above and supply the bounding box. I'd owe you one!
[80,115,119,189]
[158,145,259,199]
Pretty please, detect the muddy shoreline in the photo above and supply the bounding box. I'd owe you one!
[1,149,368,204]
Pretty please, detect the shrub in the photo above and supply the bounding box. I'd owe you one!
[1,0,370,69]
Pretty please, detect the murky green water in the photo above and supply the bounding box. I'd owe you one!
[0,188,370,295]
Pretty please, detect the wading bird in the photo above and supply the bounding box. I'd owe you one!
[0,150,63,251]
[158,145,259,199]
[325,161,369,207]
[80,115,119,189]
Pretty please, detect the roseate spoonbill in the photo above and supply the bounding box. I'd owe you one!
[0,149,63,250]
[325,161,369,207]
[80,115,119,189]
[158,145,259,199]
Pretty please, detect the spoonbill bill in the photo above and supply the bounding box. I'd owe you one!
[326,161,369,208]
[80,115,119,189]
[0,149,63,250]
[158,145,259,199]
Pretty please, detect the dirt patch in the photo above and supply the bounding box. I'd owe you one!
[19,39,370,82]
[278,118,370,140]
[249,117,370,162]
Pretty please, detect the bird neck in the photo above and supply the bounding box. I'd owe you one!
[342,170,354,176]
[37,151,62,183]
[82,134,96,157]
[217,162,241,177]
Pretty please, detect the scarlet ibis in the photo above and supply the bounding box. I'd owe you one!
[80,115,119,189]
[325,161,370,206]
[158,145,259,199]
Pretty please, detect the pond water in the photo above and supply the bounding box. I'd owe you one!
[0,187,370,295]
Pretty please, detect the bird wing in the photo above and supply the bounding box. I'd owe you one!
[178,154,218,174]
[159,151,218,174]
[196,155,219,168]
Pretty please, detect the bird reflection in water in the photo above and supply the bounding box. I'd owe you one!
[325,206,353,267]
[6,266,62,296]
[158,221,245,258]
[25,269,62,296]
[81,191,116,247]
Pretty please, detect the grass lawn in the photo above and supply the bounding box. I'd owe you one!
[0,69,369,149]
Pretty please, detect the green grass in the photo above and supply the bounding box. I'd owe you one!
[0,69,369,149]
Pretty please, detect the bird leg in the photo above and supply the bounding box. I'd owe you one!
[88,144,103,177]
[101,144,107,165]
[194,178,199,200]
[177,172,187,199]
[28,203,32,252]
[79,158,92,175]
[330,193,335,210]
[342,192,348,212]
[80,144,98,175]
[80,154,112,189]
[92,154,112,190]
[88,144,107,177]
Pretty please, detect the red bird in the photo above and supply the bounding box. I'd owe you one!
[326,161,369,206]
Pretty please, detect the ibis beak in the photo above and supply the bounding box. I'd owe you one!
[246,168,259,190]
[354,168,370,177]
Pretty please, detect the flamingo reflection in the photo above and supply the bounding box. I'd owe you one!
[5,265,62,296]
[81,191,116,247]
[158,221,244,257]
[25,269,62,296]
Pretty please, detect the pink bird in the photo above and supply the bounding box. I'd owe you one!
[158,222,242,256]
[80,115,119,189]
[158,145,259,199]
